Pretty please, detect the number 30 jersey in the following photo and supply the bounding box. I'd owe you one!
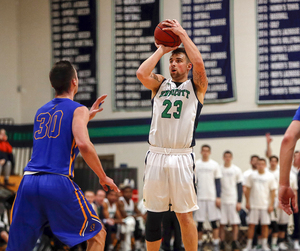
[24,98,83,177]
[149,78,203,149]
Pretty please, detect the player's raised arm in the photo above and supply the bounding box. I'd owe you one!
[136,44,175,97]
[162,19,208,103]
[72,106,119,192]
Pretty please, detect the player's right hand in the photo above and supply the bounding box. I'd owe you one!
[155,42,178,53]
[278,185,296,215]
[100,176,120,193]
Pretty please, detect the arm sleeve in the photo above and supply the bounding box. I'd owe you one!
[215,178,221,198]
[237,182,243,203]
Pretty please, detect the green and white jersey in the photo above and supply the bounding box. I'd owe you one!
[149,78,203,149]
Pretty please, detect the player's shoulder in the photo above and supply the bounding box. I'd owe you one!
[209,159,219,167]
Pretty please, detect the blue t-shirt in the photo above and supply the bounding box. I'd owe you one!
[24,98,83,177]
[293,106,300,121]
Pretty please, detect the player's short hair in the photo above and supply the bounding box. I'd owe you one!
[250,155,259,161]
[258,158,266,163]
[171,47,190,63]
[201,144,211,151]
[49,60,76,95]
[223,150,233,157]
[269,155,279,162]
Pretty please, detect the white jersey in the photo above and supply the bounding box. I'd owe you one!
[149,78,202,149]
[220,164,243,204]
[243,168,255,185]
[104,198,117,218]
[119,196,135,216]
[245,170,277,210]
[195,159,222,201]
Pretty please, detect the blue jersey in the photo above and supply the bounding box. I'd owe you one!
[293,106,300,121]
[24,98,83,177]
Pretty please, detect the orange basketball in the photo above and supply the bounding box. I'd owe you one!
[154,22,181,47]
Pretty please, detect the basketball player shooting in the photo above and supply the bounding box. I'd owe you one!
[136,19,208,251]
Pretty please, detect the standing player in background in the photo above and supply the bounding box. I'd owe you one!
[194,145,222,251]
[6,61,119,251]
[243,158,277,251]
[279,108,300,250]
[219,151,243,251]
[136,19,208,251]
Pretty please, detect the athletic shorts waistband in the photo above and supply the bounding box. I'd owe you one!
[149,145,193,154]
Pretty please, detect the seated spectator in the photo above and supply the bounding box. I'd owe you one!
[0,129,14,186]
[118,181,143,251]
[84,190,98,214]
[103,190,123,251]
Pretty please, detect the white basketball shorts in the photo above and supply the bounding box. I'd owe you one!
[193,200,221,222]
[248,208,270,225]
[220,203,241,225]
[143,146,198,213]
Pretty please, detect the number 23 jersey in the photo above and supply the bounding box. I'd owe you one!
[149,78,203,149]
[24,98,83,177]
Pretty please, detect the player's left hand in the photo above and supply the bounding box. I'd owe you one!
[267,205,274,213]
[100,176,120,193]
[89,94,107,121]
[236,202,242,212]
[216,197,221,208]
[161,19,184,37]
[278,185,296,215]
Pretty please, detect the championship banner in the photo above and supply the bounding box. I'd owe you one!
[114,0,160,110]
[257,0,300,104]
[51,0,97,107]
[181,0,236,103]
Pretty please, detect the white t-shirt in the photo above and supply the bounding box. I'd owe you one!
[104,198,117,218]
[220,164,243,204]
[119,196,135,216]
[242,168,255,186]
[245,170,277,210]
[195,158,222,201]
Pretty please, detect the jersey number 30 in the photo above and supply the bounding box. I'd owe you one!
[34,111,63,140]
[161,100,182,119]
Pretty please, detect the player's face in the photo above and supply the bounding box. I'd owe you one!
[85,191,95,204]
[223,153,232,164]
[169,53,189,79]
[95,190,106,205]
[122,188,133,200]
[201,147,211,159]
[270,158,278,168]
[107,191,118,203]
[250,157,258,168]
[257,160,266,172]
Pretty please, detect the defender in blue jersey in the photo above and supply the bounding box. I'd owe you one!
[7,61,119,251]
[279,106,300,216]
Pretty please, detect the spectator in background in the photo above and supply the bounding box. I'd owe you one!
[118,184,143,251]
[243,158,277,251]
[194,144,222,251]
[268,156,280,251]
[95,189,106,220]
[103,190,123,251]
[0,129,14,186]
[84,190,98,215]
[219,151,243,251]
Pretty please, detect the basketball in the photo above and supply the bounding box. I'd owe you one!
[154,22,181,47]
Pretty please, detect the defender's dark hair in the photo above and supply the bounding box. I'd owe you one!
[171,47,191,63]
[49,60,76,95]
